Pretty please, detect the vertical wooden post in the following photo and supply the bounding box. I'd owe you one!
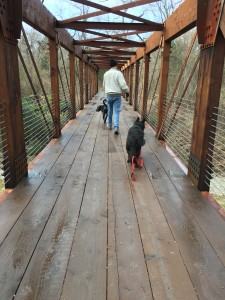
[49,38,61,137]
[129,64,134,105]
[157,40,171,139]
[125,67,130,101]
[96,69,99,94]
[134,61,140,111]
[141,52,150,119]
[84,63,89,104]
[189,30,225,190]
[79,58,84,110]
[89,67,92,98]
[69,51,76,119]
[0,0,27,188]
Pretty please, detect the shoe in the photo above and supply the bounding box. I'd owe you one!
[107,125,112,130]
[114,127,119,134]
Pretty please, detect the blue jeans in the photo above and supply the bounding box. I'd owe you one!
[106,95,122,128]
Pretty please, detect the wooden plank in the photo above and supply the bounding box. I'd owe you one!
[140,133,225,299]
[13,110,101,299]
[60,115,108,299]
[0,106,90,246]
[107,179,119,300]
[0,105,98,299]
[145,130,225,269]
[120,111,198,300]
[108,131,153,299]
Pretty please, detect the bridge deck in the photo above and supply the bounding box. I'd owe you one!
[0,93,225,300]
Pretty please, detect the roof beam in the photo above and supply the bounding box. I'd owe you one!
[74,41,145,47]
[57,21,164,32]
[89,56,130,60]
[60,0,160,23]
[83,50,136,55]
[73,30,147,43]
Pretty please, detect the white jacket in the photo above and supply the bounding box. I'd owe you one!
[103,68,129,95]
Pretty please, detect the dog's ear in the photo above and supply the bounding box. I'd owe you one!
[136,117,140,122]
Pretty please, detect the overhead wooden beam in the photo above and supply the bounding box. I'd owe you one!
[57,21,164,32]
[75,31,147,43]
[60,0,160,23]
[83,50,136,55]
[127,0,197,68]
[22,0,97,68]
[68,0,160,25]
[75,36,142,44]
[74,41,145,47]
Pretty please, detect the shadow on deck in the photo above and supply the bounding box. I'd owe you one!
[0,93,225,300]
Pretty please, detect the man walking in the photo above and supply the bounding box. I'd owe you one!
[103,59,129,134]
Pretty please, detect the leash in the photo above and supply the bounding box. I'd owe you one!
[131,151,144,181]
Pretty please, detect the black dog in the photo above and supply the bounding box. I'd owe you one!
[126,117,145,166]
[96,98,108,124]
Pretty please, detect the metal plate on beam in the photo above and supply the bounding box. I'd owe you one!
[197,0,224,48]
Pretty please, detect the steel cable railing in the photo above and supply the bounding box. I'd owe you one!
[59,87,73,128]
[22,95,55,162]
[75,57,81,112]
[144,48,161,130]
[206,107,225,208]
[161,95,195,167]
[0,105,10,190]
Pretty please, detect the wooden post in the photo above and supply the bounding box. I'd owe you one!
[129,64,134,105]
[134,61,140,111]
[141,52,150,119]
[157,40,171,139]
[49,38,61,137]
[69,51,76,119]
[79,58,84,109]
[189,30,225,190]
[84,63,89,104]
[0,0,27,188]
[96,69,99,94]
[125,67,130,101]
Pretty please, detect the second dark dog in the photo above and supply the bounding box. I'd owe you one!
[126,117,145,166]
[96,98,108,124]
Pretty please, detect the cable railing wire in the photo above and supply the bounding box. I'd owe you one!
[22,94,55,162]
[205,106,225,208]
[0,105,11,190]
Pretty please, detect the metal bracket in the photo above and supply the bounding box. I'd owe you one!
[0,0,22,41]
[188,153,201,181]
[197,0,224,48]
[15,152,28,183]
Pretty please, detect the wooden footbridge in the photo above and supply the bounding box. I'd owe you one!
[0,0,225,299]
